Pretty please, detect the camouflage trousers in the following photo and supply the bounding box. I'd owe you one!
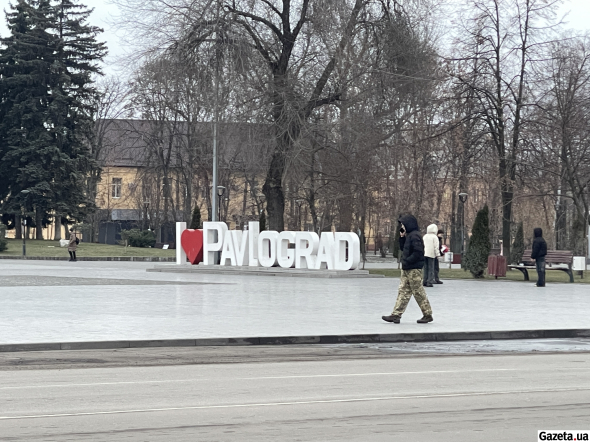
[392,269,433,317]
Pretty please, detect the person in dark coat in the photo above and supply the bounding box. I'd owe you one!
[531,227,547,287]
[382,215,433,324]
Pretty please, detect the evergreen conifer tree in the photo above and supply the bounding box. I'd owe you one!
[0,0,56,235]
[463,205,491,279]
[189,206,202,230]
[0,0,105,236]
[510,222,525,265]
[48,0,106,222]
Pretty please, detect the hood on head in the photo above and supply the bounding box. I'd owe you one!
[534,227,543,238]
[399,215,419,233]
[427,224,438,234]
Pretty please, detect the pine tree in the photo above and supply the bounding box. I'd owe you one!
[47,0,106,222]
[189,205,202,229]
[0,0,57,238]
[0,0,106,236]
[463,205,491,279]
[510,222,525,265]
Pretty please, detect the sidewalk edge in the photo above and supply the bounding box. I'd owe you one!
[1,329,588,352]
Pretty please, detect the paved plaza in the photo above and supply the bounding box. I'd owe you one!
[0,260,589,345]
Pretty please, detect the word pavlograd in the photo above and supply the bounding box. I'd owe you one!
[203,222,360,270]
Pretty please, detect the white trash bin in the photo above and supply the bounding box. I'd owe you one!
[573,256,585,271]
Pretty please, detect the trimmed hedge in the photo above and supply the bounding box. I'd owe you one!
[120,229,156,248]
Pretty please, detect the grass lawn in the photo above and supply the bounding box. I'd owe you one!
[0,239,176,258]
[368,268,589,284]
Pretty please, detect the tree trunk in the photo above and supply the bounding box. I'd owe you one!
[15,214,22,240]
[54,215,62,241]
[262,152,286,231]
[450,191,458,253]
[241,180,248,228]
[35,207,44,240]
[501,182,513,260]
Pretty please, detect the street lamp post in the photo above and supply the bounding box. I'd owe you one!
[458,192,468,257]
[216,186,226,221]
[20,189,30,257]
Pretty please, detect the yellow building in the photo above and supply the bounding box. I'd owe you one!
[91,119,271,244]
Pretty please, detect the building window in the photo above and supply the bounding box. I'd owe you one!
[112,178,122,199]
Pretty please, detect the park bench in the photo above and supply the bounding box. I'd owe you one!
[507,250,575,283]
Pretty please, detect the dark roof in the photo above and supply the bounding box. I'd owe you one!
[95,119,274,170]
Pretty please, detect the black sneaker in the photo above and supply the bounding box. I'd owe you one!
[382,315,401,323]
[417,315,433,323]
[434,280,443,284]
[424,283,433,287]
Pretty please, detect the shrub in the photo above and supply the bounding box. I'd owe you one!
[510,222,525,265]
[120,229,156,248]
[189,205,202,230]
[463,205,491,279]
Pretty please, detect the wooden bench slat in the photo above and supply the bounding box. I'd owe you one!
[522,250,573,264]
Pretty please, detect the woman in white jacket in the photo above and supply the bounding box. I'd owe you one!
[422,224,441,287]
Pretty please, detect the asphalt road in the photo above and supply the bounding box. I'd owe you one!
[1,350,589,441]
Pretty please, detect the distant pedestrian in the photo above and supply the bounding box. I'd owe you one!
[68,228,78,262]
[422,224,440,287]
[531,228,547,287]
[375,233,386,258]
[382,215,434,324]
[434,229,445,284]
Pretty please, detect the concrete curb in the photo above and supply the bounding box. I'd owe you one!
[0,256,175,262]
[148,265,385,278]
[1,328,589,353]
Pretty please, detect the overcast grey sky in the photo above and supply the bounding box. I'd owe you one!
[1,0,589,76]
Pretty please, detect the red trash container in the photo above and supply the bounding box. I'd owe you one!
[488,255,507,278]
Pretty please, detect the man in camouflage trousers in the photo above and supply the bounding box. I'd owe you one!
[382,215,433,324]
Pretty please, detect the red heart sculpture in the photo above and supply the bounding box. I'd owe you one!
[181,229,204,265]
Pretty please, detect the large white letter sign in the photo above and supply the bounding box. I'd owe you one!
[334,232,361,270]
[258,231,279,267]
[248,221,260,267]
[315,232,335,269]
[203,222,228,265]
[219,231,237,266]
[175,222,187,265]
[295,232,319,269]
[232,230,249,266]
[277,231,296,268]
[188,221,361,271]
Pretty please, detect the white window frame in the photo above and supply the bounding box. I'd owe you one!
[112,178,122,199]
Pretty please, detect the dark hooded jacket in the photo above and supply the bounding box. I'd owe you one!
[398,215,425,270]
[531,228,547,260]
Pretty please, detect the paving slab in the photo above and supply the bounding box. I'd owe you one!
[1,260,589,346]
